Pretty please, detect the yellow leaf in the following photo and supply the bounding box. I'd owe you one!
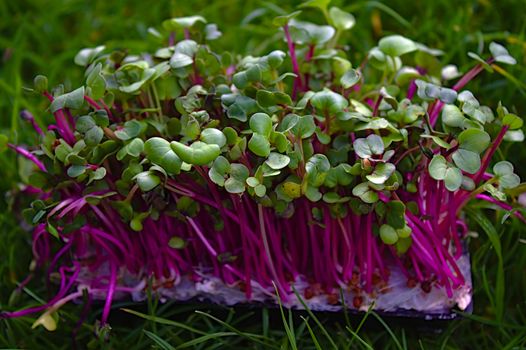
[283,182,301,199]
[32,311,57,331]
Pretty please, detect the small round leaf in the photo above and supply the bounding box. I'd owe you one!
[201,128,227,148]
[248,134,271,157]
[249,113,272,137]
[329,7,355,30]
[380,224,398,245]
[452,149,481,174]
[378,35,417,57]
[428,155,447,180]
[265,152,290,170]
[458,128,490,154]
[444,167,462,191]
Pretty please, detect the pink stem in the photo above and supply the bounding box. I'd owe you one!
[83,95,102,110]
[43,91,76,144]
[20,110,44,136]
[101,263,117,324]
[8,144,47,172]
[406,80,417,100]
[283,24,302,98]
[430,58,495,126]
[474,125,509,184]
[372,95,383,117]
[475,194,526,224]
[303,44,315,90]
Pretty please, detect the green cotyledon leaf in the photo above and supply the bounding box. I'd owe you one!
[170,141,220,166]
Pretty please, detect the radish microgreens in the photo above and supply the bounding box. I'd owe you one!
[2,6,524,330]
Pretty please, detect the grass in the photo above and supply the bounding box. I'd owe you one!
[1,0,525,348]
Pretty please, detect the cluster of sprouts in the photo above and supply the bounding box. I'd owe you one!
[2,6,524,330]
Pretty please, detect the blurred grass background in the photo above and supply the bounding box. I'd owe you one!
[1,0,525,348]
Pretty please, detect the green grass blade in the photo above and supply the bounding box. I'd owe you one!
[272,282,298,350]
[361,1,411,28]
[290,285,338,350]
[348,303,374,348]
[339,288,352,330]
[492,64,526,95]
[370,312,403,350]
[121,308,207,335]
[143,330,175,350]
[466,208,505,322]
[20,285,46,305]
[174,331,236,349]
[300,316,322,350]
[194,310,278,349]
[481,265,496,309]
[262,307,269,338]
[345,326,374,350]
[454,311,526,330]
[288,308,297,347]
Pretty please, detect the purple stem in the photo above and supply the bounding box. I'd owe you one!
[187,216,218,257]
[65,109,75,129]
[453,125,511,211]
[372,95,383,117]
[475,194,526,224]
[283,24,302,99]
[430,58,495,126]
[258,204,287,298]
[84,95,102,110]
[101,263,117,324]
[474,125,509,184]
[406,80,417,100]
[43,92,76,144]
[303,44,315,90]
[71,291,92,346]
[447,191,462,259]
[8,144,47,172]
[365,212,373,292]
[20,110,44,136]
[47,239,74,282]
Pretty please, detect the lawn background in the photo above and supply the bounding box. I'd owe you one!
[1,0,525,348]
